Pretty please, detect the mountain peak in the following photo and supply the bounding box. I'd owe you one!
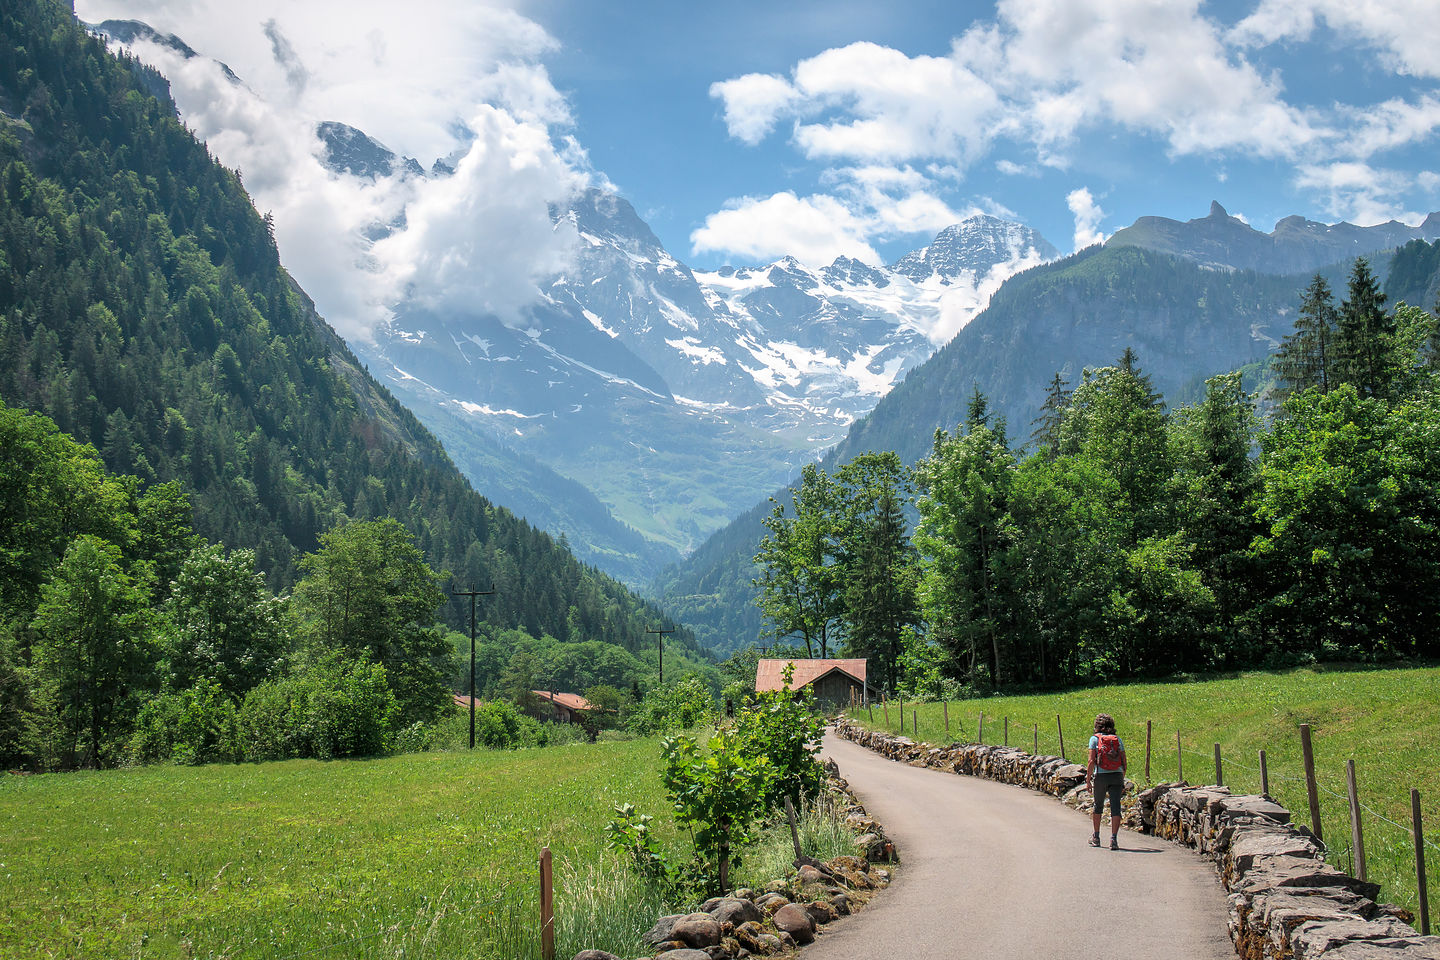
[891,216,1058,282]
[1208,200,1229,219]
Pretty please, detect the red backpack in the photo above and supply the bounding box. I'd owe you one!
[1096,733,1123,771]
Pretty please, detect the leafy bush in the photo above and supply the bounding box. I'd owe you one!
[661,730,775,894]
[473,699,551,750]
[626,676,715,735]
[126,679,240,766]
[237,654,397,761]
[732,670,826,811]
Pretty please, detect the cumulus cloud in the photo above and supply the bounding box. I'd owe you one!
[1295,162,1440,226]
[704,0,1439,259]
[690,192,880,266]
[1067,186,1107,251]
[76,0,583,340]
[1231,0,1440,79]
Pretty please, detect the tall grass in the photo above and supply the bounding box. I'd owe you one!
[848,665,1440,919]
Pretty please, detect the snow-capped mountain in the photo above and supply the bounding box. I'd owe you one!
[360,185,1057,555]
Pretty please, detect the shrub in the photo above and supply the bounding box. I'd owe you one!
[732,672,826,812]
[126,678,240,766]
[473,699,551,749]
[661,730,774,895]
[237,654,397,761]
[626,676,714,735]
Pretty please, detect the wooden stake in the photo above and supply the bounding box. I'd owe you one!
[1214,743,1224,787]
[1033,723,1038,756]
[1260,749,1270,797]
[540,846,554,960]
[1413,789,1430,936]
[1346,760,1366,882]
[1145,720,1152,783]
[1300,723,1323,843]
[1056,714,1065,761]
[913,709,918,740]
[868,702,874,723]
[1004,716,1009,746]
[944,701,950,736]
[784,797,803,860]
[978,712,985,744]
[883,700,889,728]
[1177,731,1184,782]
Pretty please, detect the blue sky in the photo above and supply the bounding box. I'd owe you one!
[529,0,1440,267]
[76,0,1440,337]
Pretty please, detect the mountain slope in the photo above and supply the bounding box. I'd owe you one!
[0,0,702,660]
[655,211,1440,653]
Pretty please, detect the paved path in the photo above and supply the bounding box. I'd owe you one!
[806,732,1235,960]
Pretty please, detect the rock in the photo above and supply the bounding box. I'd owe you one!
[655,950,712,960]
[642,915,685,946]
[830,892,851,915]
[706,897,762,926]
[755,892,789,915]
[772,903,816,945]
[797,864,827,885]
[572,952,621,960]
[804,900,839,925]
[671,913,723,949]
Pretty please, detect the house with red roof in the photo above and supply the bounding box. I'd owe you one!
[755,658,871,706]
[531,690,595,724]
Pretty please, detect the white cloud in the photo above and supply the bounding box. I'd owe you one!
[1294,162,1440,226]
[690,192,880,267]
[77,0,586,340]
[1232,0,1440,79]
[1067,187,1107,250]
[708,73,800,145]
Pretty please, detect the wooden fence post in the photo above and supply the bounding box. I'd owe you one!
[784,797,803,860]
[867,702,874,723]
[1260,749,1270,797]
[913,709,918,740]
[883,699,889,728]
[1300,723,1324,843]
[1345,760,1366,882]
[1004,716,1009,747]
[1214,743,1224,787]
[1145,720,1152,783]
[978,712,984,745]
[944,701,950,736]
[1177,731,1184,782]
[540,846,555,960]
[1033,723,1038,756]
[1413,789,1430,936]
[1057,714,1065,761]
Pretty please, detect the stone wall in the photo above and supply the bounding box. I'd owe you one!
[834,719,1440,960]
[574,759,899,960]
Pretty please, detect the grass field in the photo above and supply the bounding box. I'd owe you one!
[847,665,1440,920]
[0,731,847,960]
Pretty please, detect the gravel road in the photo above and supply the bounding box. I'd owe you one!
[803,731,1236,959]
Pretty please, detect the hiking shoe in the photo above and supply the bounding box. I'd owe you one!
[1089,835,1101,847]
[1110,837,1120,850]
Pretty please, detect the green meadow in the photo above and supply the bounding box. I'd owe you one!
[850,665,1440,919]
[1,738,677,960]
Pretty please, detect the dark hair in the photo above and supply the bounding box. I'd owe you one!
[1094,713,1116,734]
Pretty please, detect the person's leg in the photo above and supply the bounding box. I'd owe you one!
[1090,790,1103,844]
[1107,779,1123,847]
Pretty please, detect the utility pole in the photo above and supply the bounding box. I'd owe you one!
[452,584,495,749]
[645,624,676,684]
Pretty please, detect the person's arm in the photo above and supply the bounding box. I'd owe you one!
[1086,746,1097,786]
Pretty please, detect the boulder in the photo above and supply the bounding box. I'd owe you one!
[655,950,712,960]
[671,913,723,949]
[642,915,685,946]
[772,903,816,945]
[804,900,839,925]
[705,897,762,926]
[572,952,621,960]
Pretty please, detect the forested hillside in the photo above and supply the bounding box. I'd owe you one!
[0,0,701,660]
[656,240,1440,656]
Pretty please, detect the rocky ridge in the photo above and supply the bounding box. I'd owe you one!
[833,719,1440,959]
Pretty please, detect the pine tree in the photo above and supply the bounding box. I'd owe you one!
[1336,258,1394,400]
[1030,372,1071,455]
[1275,274,1338,400]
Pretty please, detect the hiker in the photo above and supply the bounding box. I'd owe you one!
[1086,713,1127,849]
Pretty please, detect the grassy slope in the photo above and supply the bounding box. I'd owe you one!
[848,665,1440,918]
[0,740,683,960]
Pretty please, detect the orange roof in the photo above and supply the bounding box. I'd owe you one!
[755,658,868,693]
[452,692,596,711]
[532,690,595,712]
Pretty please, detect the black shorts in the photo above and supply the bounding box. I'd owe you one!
[1093,770,1125,816]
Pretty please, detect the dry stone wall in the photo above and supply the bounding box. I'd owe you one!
[834,718,1440,960]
